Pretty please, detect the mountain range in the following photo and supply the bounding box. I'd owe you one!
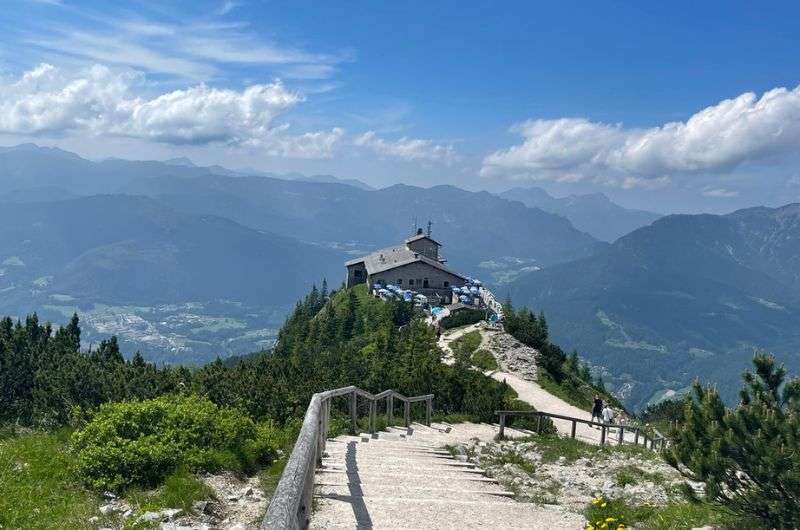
[509,203,800,409]
[4,143,800,409]
[0,194,343,364]
[0,144,600,362]
[500,186,661,242]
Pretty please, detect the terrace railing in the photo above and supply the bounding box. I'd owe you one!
[495,409,668,451]
[261,386,434,530]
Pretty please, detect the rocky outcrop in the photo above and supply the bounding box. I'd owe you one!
[453,437,682,511]
[484,330,539,380]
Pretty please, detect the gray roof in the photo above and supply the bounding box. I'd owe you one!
[405,233,441,246]
[345,244,465,279]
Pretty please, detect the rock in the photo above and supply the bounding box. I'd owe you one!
[88,516,100,523]
[226,494,240,502]
[161,508,183,519]
[193,500,210,514]
[141,511,164,522]
[122,509,133,519]
[98,504,117,516]
[102,491,117,500]
[228,524,247,530]
[241,487,254,497]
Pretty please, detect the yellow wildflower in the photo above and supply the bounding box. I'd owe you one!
[605,518,616,523]
[601,502,607,508]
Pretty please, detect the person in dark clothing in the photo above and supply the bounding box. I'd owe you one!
[591,395,603,424]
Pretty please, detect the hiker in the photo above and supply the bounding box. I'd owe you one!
[602,404,615,425]
[591,395,603,424]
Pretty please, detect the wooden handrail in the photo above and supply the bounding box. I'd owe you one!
[495,409,667,451]
[261,386,434,530]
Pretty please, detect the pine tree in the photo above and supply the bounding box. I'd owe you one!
[665,354,800,527]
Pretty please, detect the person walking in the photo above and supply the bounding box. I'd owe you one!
[602,404,615,425]
[591,395,603,425]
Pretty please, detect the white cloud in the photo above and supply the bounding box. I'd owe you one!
[262,126,344,158]
[24,12,347,82]
[702,187,739,198]
[482,85,800,187]
[0,63,305,147]
[354,131,456,163]
[217,1,240,15]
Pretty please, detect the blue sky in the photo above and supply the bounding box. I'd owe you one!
[1,0,799,213]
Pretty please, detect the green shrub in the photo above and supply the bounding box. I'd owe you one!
[71,394,280,491]
[471,349,498,371]
[440,309,486,329]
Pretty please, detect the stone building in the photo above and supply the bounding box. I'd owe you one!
[345,229,467,304]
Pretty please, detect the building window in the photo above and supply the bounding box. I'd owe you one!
[423,278,429,288]
[444,281,449,288]
[409,279,414,286]
[398,279,403,285]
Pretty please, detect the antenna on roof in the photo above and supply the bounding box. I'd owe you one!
[427,220,432,237]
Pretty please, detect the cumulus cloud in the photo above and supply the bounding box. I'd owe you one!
[481,85,800,187]
[354,131,456,163]
[0,63,309,147]
[262,126,344,158]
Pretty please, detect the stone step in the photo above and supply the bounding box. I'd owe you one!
[315,470,499,487]
[316,466,487,479]
[309,495,585,529]
[314,484,516,502]
[321,455,475,467]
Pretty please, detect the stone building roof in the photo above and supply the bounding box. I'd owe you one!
[345,243,465,279]
[404,233,442,247]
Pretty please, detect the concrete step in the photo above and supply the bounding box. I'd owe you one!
[322,456,476,468]
[316,465,487,479]
[310,495,585,529]
[315,470,499,487]
[314,484,516,502]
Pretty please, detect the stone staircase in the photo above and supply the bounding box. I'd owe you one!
[310,422,585,529]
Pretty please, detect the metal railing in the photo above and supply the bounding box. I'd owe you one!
[495,409,667,451]
[261,386,434,530]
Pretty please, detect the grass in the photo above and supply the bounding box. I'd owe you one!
[489,449,537,474]
[614,464,665,487]
[0,430,104,530]
[585,496,760,530]
[125,466,213,513]
[521,433,656,465]
[471,349,498,371]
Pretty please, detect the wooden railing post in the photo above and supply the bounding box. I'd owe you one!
[425,398,432,426]
[536,413,543,434]
[387,394,394,425]
[350,391,358,435]
[634,428,639,445]
[404,400,410,427]
[618,426,624,445]
[369,399,377,435]
[498,413,506,439]
[571,419,577,439]
[600,425,607,445]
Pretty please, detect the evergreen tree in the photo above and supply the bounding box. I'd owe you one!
[665,354,800,527]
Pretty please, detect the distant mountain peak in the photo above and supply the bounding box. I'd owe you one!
[164,157,196,167]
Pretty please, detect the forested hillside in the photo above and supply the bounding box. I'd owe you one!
[510,203,800,409]
[0,195,344,364]
[0,284,515,429]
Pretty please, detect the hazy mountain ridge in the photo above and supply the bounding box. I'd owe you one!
[510,203,800,409]
[0,194,344,363]
[500,186,661,242]
[121,176,604,278]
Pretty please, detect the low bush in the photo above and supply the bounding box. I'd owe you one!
[440,309,485,329]
[71,394,283,491]
[471,349,498,371]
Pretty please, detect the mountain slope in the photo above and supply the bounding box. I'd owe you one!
[122,176,603,281]
[0,195,344,363]
[509,204,800,409]
[500,186,661,242]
